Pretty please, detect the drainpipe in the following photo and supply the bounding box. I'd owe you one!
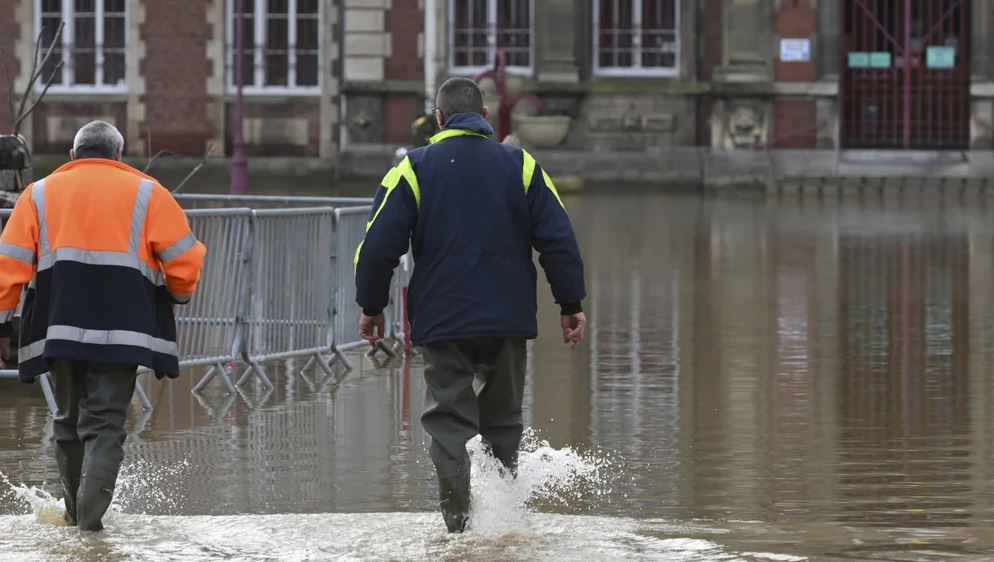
[424,0,437,113]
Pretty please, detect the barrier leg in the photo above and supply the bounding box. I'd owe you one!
[328,348,353,372]
[39,373,58,415]
[193,362,236,395]
[134,378,153,412]
[237,360,273,390]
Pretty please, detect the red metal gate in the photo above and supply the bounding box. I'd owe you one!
[841,0,970,149]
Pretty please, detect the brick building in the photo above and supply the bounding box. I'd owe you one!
[1,0,992,168]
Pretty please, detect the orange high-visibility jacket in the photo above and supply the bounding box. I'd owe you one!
[0,158,206,381]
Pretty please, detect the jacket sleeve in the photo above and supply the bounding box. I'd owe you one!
[147,185,207,304]
[0,185,39,321]
[525,156,586,315]
[355,156,419,316]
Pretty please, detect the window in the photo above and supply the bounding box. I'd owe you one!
[37,0,127,92]
[450,0,532,73]
[227,0,320,94]
[594,0,679,76]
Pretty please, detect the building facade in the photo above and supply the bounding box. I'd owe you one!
[1,0,992,164]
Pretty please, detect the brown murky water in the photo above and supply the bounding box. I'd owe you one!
[2,191,994,560]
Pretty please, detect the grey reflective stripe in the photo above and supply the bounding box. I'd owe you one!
[130,179,154,255]
[37,247,164,286]
[19,325,178,363]
[0,243,36,264]
[156,232,197,263]
[0,308,14,322]
[169,289,192,304]
[32,179,49,256]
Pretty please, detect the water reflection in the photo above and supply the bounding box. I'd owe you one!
[2,193,994,558]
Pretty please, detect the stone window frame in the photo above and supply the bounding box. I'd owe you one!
[35,0,128,94]
[592,0,680,77]
[226,0,322,95]
[448,0,534,76]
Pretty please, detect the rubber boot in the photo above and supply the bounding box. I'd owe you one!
[54,445,83,526]
[438,472,470,533]
[76,460,119,532]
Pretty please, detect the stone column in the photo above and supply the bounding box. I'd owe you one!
[535,0,579,83]
[125,0,147,156]
[715,0,773,82]
[205,0,226,153]
[320,0,341,159]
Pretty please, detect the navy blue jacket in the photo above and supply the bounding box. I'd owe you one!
[354,113,585,345]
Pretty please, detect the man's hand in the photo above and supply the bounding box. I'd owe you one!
[359,313,386,348]
[0,336,11,369]
[561,312,587,350]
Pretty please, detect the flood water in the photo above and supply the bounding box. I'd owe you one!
[3,191,994,560]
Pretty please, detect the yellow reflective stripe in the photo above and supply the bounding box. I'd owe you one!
[355,155,420,273]
[429,128,489,144]
[522,149,537,195]
[353,240,364,274]
[398,156,421,207]
[542,169,565,209]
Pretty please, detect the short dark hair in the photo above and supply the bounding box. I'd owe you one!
[436,77,484,117]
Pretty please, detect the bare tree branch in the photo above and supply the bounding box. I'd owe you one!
[15,22,62,131]
[13,60,63,133]
[172,143,216,194]
[145,149,174,173]
[13,22,64,136]
[1,49,16,127]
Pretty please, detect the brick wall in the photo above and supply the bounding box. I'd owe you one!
[773,99,818,148]
[142,0,212,155]
[775,0,817,82]
[384,95,421,144]
[697,0,723,146]
[0,0,20,133]
[30,101,129,154]
[384,0,423,81]
[227,101,321,157]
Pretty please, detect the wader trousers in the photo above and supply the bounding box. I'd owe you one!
[50,359,137,531]
[420,337,526,532]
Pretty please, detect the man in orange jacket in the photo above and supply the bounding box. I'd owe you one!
[0,121,206,531]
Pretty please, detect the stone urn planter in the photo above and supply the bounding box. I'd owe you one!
[512,115,572,148]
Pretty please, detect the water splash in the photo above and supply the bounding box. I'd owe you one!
[466,429,619,538]
[0,456,191,528]
[113,457,191,515]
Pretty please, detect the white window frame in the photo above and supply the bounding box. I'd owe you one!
[34,0,129,94]
[448,0,534,76]
[225,0,322,96]
[593,0,680,77]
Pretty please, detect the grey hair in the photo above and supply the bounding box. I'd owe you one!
[72,120,124,159]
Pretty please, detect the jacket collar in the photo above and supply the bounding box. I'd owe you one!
[429,112,494,144]
[51,158,157,180]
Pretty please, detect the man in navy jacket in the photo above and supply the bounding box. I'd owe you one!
[355,77,586,532]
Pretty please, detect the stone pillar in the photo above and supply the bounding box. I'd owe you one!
[320,0,341,158]
[205,0,227,154]
[715,0,773,82]
[972,0,992,80]
[816,0,840,79]
[535,0,579,83]
[125,1,147,157]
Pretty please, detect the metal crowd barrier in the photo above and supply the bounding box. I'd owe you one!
[181,208,253,394]
[175,194,372,210]
[237,207,338,388]
[0,195,410,411]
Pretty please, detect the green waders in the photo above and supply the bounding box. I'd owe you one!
[420,337,526,533]
[50,359,137,531]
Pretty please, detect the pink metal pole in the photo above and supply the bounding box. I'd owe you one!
[230,0,248,194]
[903,0,912,148]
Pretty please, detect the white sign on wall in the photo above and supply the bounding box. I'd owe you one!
[780,38,811,62]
